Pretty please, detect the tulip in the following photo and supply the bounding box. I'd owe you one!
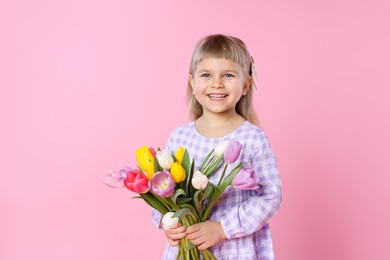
[149,147,156,157]
[136,146,155,179]
[170,162,186,183]
[175,147,186,164]
[103,168,128,188]
[191,171,209,190]
[214,140,230,156]
[231,166,259,191]
[156,150,174,169]
[161,212,179,230]
[148,171,175,197]
[123,169,150,194]
[224,141,242,164]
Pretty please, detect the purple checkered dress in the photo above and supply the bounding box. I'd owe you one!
[152,121,282,260]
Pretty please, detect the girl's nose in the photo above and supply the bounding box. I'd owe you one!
[212,77,224,88]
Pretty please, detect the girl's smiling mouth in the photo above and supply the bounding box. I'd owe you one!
[208,94,228,100]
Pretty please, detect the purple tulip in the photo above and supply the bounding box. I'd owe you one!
[231,166,259,191]
[224,141,243,164]
[148,171,175,197]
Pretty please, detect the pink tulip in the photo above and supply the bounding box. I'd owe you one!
[124,169,150,194]
[231,166,259,190]
[148,171,175,197]
[224,141,242,164]
[103,168,129,188]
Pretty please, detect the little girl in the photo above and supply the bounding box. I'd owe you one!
[152,34,282,260]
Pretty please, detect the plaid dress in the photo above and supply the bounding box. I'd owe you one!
[152,121,282,260]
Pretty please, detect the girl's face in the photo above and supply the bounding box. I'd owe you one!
[189,58,250,118]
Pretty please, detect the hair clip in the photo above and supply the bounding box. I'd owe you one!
[250,57,258,90]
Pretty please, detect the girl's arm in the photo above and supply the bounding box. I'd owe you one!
[220,136,282,239]
[151,208,163,228]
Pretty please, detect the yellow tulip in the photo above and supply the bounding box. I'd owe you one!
[175,147,186,164]
[135,146,155,179]
[170,162,186,183]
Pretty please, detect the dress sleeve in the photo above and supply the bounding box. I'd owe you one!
[151,209,163,229]
[220,135,282,239]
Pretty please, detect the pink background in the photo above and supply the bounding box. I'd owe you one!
[1,0,389,259]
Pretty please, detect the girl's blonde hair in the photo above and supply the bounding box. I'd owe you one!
[187,34,259,126]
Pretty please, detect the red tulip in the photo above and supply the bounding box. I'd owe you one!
[149,147,156,157]
[124,169,149,194]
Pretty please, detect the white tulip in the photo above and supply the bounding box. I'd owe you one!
[214,140,230,156]
[192,171,209,190]
[156,150,174,169]
[161,212,179,230]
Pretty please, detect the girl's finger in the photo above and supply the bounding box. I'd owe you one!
[168,239,180,247]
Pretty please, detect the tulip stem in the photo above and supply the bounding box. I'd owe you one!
[203,249,217,260]
[152,195,172,211]
[216,163,229,187]
[201,156,215,174]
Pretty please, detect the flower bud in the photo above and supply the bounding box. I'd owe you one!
[103,170,125,188]
[175,147,186,164]
[161,212,179,230]
[191,171,209,190]
[214,140,230,156]
[231,166,259,191]
[136,146,155,179]
[170,162,186,183]
[156,150,174,169]
[224,141,242,164]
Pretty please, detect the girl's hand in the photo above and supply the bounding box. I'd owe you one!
[164,223,187,247]
[186,220,227,250]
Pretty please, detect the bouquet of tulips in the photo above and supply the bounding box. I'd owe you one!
[104,140,258,260]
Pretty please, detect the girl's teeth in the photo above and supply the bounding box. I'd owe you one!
[209,94,227,99]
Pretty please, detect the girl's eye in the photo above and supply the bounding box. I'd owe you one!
[200,73,211,78]
[224,73,235,78]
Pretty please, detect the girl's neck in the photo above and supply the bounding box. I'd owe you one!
[195,112,246,138]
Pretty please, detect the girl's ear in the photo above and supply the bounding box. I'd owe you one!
[242,76,252,95]
[189,74,194,90]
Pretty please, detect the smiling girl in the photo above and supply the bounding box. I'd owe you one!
[152,34,282,260]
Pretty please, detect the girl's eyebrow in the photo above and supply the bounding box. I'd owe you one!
[196,68,240,74]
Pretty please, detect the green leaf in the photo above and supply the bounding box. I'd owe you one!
[199,149,214,172]
[177,197,193,204]
[140,192,169,215]
[182,150,191,194]
[154,155,162,172]
[204,154,224,177]
[171,151,178,163]
[180,204,200,222]
[202,184,215,201]
[187,159,196,198]
[202,163,243,220]
[193,188,205,215]
[171,189,187,204]
[218,163,243,190]
[194,184,215,216]
[172,208,191,218]
[185,242,196,252]
[182,149,191,175]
